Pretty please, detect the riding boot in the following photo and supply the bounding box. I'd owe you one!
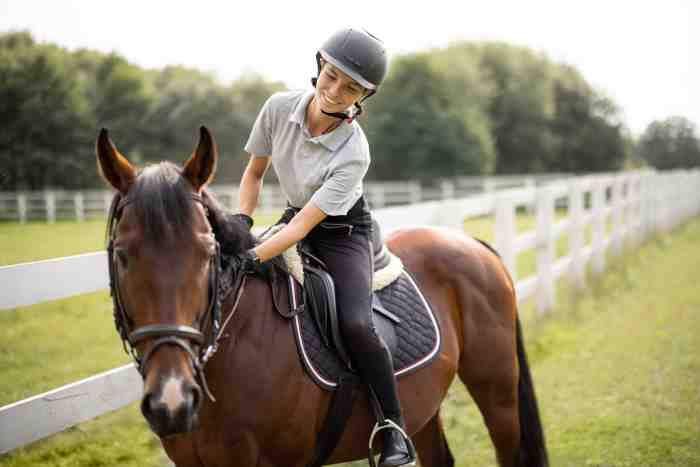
[354,348,415,467]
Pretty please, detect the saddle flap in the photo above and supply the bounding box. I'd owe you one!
[303,265,353,366]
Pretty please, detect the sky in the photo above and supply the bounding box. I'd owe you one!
[1,0,697,134]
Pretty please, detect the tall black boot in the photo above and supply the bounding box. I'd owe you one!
[354,348,416,467]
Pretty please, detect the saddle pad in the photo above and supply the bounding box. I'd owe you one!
[292,270,441,390]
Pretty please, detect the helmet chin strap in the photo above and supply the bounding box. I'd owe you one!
[322,108,353,120]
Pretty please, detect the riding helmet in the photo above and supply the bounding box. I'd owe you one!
[313,28,389,92]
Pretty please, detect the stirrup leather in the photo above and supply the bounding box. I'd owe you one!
[367,419,417,467]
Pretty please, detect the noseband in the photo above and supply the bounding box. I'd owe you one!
[107,192,224,401]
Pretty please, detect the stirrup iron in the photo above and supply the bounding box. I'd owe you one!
[367,419,416,467]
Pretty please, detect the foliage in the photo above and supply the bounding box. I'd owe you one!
[0,32,93,189]
[364,40,632,179]
[636,116,700,170]
[364,54,494,180]
[3,31,689,189]
[0,31,283,190]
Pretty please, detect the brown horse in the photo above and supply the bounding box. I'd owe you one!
[96,126,548,467]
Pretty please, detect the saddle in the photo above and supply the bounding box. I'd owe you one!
[260,219,440,391]
[297,221,401,369]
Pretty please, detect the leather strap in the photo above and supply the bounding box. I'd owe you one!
[305,373,360,467]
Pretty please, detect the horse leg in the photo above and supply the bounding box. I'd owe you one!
[412,411,454,467]
[456,291,521,467]
[458,349,520,467]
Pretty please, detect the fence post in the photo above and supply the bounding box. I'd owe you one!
[494,194,517,281]
[524,178,536,215]
[74,193,85,222]
[45,191,56,224]
[482,178,495,194]
[410,182,422,204]
[568,180,585,292]
[17,194,27,224]
[611,177,623,256]
[591,179,606,275]
[103,191,112,216]
[440,180,455,200]
[229,185,239,211]
[374,185,385,209]
[628,175,640,248]
[536,187,555,314]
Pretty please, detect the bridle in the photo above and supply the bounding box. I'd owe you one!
[107,191,234,402]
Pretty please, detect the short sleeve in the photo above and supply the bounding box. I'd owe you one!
[310,158,370,216]
[244,97,274,157]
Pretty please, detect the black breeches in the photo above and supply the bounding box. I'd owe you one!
[305,225,386,354]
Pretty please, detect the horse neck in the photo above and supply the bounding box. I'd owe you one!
[209,276,301,392]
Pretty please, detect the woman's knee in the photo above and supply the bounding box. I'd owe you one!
[340,310,380,346]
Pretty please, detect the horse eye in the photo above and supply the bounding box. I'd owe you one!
[115,249,129,269]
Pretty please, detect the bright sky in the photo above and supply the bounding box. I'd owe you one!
[1,0,696,134]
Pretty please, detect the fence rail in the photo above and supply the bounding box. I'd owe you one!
[0,174,570,223]
[1,169,699,454]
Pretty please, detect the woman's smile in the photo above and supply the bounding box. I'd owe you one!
[321,92,341,108]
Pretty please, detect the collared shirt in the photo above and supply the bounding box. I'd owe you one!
[244,89,370,216]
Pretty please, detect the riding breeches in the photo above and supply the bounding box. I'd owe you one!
[305,224,386,354]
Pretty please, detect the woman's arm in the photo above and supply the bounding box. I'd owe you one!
[238,155,272,216]
[252,201,327,262]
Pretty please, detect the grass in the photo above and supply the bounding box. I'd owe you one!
[2,215,699,466]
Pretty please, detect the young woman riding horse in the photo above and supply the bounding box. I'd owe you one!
[234,28,414,467]
[97,27,548,467]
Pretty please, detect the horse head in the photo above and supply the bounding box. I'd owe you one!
[97,127,222,437]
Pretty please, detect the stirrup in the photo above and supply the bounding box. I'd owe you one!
[367,419,416,467]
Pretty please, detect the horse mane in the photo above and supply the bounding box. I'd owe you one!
[105,162,257,255]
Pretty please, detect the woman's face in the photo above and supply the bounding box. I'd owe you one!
[315,62,367,114]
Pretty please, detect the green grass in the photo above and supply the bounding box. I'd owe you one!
[2,216,699,466]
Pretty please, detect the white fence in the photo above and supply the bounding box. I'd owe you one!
[0,174,570,223]
[1,169,699,454]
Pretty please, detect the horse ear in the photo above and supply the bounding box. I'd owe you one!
[96,129,136,194]
[183,126,218,192]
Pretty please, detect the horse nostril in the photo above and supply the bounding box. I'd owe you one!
[140,392,155,418]
[186,383,202,413]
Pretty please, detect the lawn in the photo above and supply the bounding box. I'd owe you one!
[1,215,698,466]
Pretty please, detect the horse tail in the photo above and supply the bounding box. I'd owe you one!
[515,316,549,467]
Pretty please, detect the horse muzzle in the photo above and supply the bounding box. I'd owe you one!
[141,378,202,438]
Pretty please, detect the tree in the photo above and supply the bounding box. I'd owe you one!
[364,54,493,180]
[636,117,700,170]
[0,32,93,189]
[548,67,627,172]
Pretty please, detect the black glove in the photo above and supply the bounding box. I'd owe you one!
[231,213,254,230]
[235,249,261,274]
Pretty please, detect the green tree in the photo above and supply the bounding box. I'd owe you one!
[548,67,628,172]
[364,54,493,180]
[0,32,93,189]
[636,116,700,170]
[76,52,155,162]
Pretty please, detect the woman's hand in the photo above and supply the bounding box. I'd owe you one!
[253,202,327,262]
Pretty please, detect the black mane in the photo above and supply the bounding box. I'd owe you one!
[106,161,257,255]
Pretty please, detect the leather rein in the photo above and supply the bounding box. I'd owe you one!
[107,192,247,402]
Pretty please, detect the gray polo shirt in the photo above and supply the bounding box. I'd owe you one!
[244,89,370,216]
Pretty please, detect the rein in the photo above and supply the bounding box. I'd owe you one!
[107,192,247,402]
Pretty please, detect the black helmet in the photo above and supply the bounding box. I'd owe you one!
[314,28,388,91]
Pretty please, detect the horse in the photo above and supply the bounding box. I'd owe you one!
[96,126,548,467]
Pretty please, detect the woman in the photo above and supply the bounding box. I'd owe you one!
[234,28,414,467]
